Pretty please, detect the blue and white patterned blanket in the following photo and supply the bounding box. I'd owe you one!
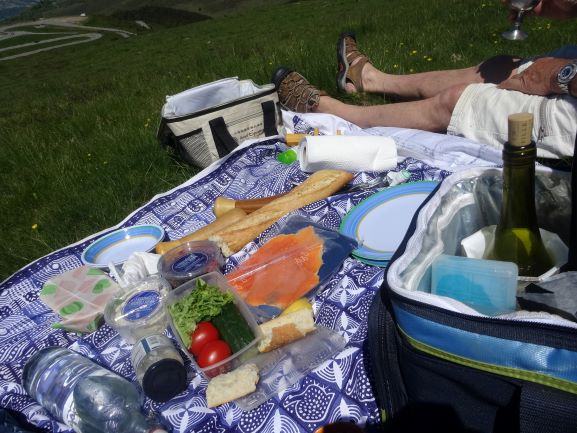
[0,113,500,433]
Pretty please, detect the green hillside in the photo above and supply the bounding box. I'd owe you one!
[14,0,294,21]
[2,0,577,281]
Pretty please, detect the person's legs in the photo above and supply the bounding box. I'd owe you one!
[273,67,465,132]
[357,56,521,99]
[317,84,467,131]
[339,34,522,99]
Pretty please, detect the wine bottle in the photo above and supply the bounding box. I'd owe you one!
[484,112,554,277]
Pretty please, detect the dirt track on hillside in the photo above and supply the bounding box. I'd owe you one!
[0,16,134,61]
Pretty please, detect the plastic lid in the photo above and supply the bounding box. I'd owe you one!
[158,240,223,281]
[142,358,187,402]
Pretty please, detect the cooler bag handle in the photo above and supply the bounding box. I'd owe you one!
[261,100,278,137]
[209,117,239,158]
[209,101,279,158]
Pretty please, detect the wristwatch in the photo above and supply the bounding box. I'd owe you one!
[556,62,577,95]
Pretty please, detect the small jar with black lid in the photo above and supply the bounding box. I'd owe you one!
[131,334,187,402]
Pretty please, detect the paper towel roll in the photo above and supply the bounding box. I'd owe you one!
[297,135,398,172]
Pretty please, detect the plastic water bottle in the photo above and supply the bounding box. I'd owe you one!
[22,347,167,433]
[74,375,166,433]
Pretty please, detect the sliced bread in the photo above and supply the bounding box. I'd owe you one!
[206,363,259,408]
[258,308,316,353]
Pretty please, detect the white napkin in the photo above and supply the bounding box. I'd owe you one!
[297,135,398,172]
[110,252,161,289]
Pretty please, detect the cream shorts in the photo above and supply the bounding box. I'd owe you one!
[447,46,577,159]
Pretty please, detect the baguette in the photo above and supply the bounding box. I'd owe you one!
[210,169,353,256]
[206,363,259,408]
[258,308,316,353]
[213,193,288,217]
[155,207,247,255]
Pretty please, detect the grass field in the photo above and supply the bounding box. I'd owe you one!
[1,0,577,282]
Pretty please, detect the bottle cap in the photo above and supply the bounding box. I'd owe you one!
[507,112,533,147]
[142,358,187,402]
[276,149,298,164]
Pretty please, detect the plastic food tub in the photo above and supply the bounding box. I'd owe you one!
[158,240,224,288]
[165,272,262,378]
[103,275,172,344]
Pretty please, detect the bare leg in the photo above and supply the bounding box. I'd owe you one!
[352,55,522,99]
[318,83,467,131]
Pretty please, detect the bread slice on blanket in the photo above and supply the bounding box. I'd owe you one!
[258,308,316,353]
[206,363,259,408]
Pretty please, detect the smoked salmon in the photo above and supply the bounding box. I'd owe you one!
[226,226,324,310]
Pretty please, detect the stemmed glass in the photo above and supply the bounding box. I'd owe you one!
[502,0,540,41]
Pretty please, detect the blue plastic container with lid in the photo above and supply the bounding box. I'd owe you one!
[431,254,518,316]
[157,240,224,288]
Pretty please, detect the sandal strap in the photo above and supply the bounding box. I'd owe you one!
[343,35,370,93]
[347,56,369,93]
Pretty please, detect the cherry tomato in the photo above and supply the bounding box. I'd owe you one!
[197,339,231,368]
[189,322,219,356]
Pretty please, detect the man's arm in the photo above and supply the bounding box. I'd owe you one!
[532,0,577,20]
[497,57,577,97]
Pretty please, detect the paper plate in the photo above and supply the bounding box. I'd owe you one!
[81,224,165,268]
[340,181,439,262]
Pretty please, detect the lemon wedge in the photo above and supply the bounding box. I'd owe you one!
[281,298,313,316]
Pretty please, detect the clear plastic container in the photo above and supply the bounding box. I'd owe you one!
[158,240,224,288]
[165,272,261,379]
[235,325,347,411]
[104,275,172,344]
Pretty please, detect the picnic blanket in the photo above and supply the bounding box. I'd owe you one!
[0,112,501,433]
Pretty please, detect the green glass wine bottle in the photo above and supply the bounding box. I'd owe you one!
[484,112,554,277]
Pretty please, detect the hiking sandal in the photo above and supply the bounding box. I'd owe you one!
[272,67,326,113]
[336,32,370,93]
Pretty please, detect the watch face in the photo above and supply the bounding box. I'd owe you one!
[559,63,577,83]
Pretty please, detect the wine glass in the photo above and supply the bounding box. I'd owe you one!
[502,0,540,41]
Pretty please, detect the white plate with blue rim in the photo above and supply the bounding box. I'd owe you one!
[81,224,165,268]
[339,181,439,262]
